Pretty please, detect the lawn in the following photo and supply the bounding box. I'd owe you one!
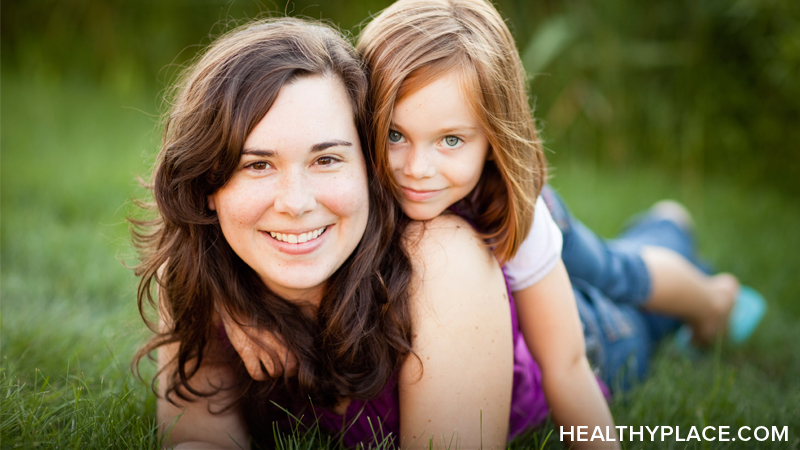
[2,73,798,448]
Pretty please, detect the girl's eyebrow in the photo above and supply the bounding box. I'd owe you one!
[437,126,480,135]
[390,122,480,135]
[242,140,353,156]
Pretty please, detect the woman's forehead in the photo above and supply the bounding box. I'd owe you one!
[243,75,360,154]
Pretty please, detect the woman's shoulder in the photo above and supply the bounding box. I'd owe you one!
[402,213,489,266]
[401,213,506,313]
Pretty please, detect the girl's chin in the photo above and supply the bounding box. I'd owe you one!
[403,207,445,221]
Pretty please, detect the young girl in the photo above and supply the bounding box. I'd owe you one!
[356,0,742,444]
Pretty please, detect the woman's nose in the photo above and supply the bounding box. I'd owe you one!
[273,170,317,217]
[404,145,436,179]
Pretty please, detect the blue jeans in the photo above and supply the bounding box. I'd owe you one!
[541,185,697,391]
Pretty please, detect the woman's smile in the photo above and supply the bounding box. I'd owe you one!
[262,225,330,255]
[266,225,328,244]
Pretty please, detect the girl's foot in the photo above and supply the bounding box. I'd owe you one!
[690,273,739,346]
[650,200,694,232]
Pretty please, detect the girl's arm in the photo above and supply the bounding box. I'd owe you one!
[398,214,514,450]
[156,305,250,449]
[514,260,619,450]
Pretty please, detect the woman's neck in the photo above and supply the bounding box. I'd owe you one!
[263,281,325,314]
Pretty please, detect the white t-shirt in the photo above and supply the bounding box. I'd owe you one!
[504,195,563,292]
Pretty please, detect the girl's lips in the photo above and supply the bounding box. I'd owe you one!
[261,225,329,255]
[401,186,444,202]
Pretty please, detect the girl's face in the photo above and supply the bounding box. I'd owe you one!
[388,69,490,220]
[208,75,369,304]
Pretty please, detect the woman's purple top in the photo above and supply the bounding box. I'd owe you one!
[312,272,549,447]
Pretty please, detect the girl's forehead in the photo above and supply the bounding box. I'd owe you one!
[394,66,483,129]
[391,69,485,137]
[398,63,480,106]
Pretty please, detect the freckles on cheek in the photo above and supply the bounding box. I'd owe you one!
[320,174,369,215]
[388,152,405,175]
[218,186,264,225]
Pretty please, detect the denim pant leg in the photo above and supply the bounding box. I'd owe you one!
[608,213,704,272]
[572,279,655,392]
[542,185,702,388]
[541,185,652,306]
[605,202,707,342]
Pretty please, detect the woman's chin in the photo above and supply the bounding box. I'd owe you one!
[263,276,328,305]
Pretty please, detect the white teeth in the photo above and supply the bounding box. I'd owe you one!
[268,226,327,244]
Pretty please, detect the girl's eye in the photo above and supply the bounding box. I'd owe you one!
[249,161,269,170]
[388,130,404,143]
[443,136,461,148]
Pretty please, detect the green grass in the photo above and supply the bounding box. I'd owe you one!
[1,72,159,447]
[2,75,799,449]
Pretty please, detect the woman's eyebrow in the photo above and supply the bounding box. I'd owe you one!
[242,140,352,156]
[311,140,353,152]
[242,149,275,157]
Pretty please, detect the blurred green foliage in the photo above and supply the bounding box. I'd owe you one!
[2,0,799,194]
[522,0,800,196]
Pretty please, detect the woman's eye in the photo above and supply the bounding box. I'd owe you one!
[249,161,269,170]
[443,136,461,148]
[388,130,404,143]
[316,156,338,166]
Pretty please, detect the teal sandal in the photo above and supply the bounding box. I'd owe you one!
[673,285,766,350]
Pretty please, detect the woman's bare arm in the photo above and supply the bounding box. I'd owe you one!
[398,214,514,449]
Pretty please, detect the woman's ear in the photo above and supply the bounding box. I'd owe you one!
[207,195,217,211]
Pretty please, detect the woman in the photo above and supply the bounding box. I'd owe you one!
[133,18,514,449]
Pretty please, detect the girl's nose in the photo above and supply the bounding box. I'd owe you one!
[273,170,317,217]
[404,145,437,179]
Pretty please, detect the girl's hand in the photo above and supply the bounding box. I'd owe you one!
[217,307,298,380]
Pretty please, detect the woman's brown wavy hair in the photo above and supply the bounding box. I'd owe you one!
[131,17,413,428]
[358,0,548,264]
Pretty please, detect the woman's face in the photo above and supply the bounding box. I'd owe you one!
[208,75,369,304]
